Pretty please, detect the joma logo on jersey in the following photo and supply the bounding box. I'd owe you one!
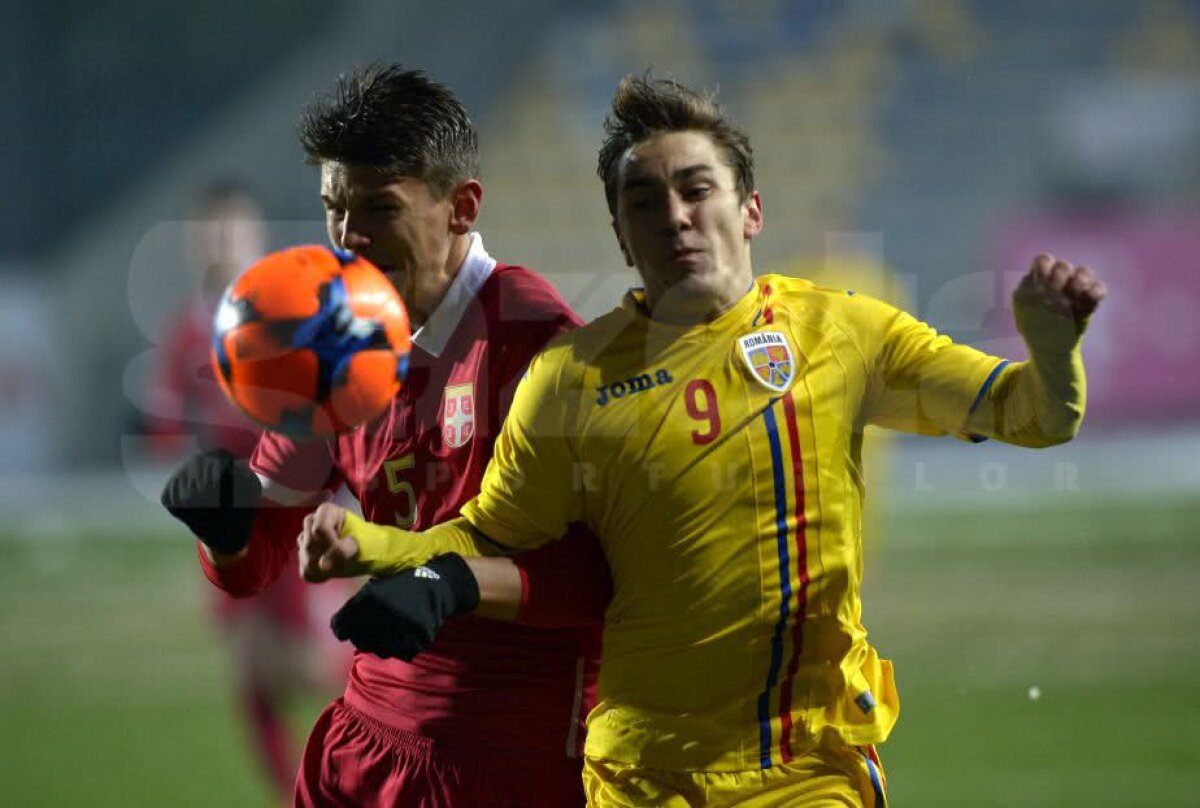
[442,383,474,448]
[596,369,674,406]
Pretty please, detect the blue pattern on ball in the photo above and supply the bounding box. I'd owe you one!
[290,276,392,402]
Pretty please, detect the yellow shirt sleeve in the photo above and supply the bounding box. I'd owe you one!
[344,514,506,576]
[855,295,1005,438]
[850,292,1087,446]
[962,345,1087,448]
[960,295,1089,447]
[460,343,584,550]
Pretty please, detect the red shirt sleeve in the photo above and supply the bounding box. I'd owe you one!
[199,432,342,597]
[251,431,344,496]
[195,502,309,597]
[513,524,612,627]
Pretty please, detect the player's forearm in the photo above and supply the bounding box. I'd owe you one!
[345,514,508,577]
[198,543,249,567]
[197,505,303,597]
[458,544,613,626]
[967,347,1086,447]
[463,557,522,621]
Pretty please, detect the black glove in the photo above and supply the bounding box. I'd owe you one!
[160,449,262,555]
[331,553,481,661]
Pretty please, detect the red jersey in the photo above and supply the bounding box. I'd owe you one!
[144,298,260,459]
[224,236,601,757]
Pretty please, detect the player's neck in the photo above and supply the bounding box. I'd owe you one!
[644,275,754,325]
[409,234,473,328]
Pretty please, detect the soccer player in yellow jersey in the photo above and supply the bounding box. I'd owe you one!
[299,75,1106,806]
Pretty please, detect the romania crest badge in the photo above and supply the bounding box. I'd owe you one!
[737,331,795,392]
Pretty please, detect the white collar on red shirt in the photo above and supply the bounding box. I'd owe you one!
[412,232,496,358]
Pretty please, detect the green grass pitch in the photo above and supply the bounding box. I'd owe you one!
[1,495,1196,805]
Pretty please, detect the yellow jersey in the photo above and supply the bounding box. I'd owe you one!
[461,274,1019,771]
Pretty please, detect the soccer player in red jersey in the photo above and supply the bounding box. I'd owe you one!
[146,182,348,802]
[161,66,608,806]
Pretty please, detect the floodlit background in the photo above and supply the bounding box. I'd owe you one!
[2,1,1198,804]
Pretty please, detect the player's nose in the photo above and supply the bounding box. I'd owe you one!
[664,193,692,233]
[338,215,372,251]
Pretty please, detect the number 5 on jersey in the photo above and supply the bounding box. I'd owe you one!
[383,454,417,528]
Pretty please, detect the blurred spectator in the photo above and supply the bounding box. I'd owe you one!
[143,181,266,458]
[143,181,348,801]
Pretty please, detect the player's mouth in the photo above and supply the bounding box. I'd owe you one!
[670,247,705,265]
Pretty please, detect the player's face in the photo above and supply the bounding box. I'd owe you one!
[320,161,461,326]
[613,131,763,323]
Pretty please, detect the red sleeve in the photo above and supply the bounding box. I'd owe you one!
[513,524,612,627]
[200,431,340,597]
[195,502,308,597]
[251,431,343,496]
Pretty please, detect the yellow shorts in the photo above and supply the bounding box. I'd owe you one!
[584,743,887,807]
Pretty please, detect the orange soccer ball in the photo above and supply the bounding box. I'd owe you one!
[211,245,411,438]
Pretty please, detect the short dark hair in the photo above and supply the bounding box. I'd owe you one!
[298,64,479,197]
[597,74,755,216]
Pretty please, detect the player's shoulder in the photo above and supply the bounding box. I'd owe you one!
[517,303,632,392]
[481,263,583,328]
[250,430,338,500]
[763,273,899,326]
[546,301,632,358]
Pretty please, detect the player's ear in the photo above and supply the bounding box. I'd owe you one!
[742,191,763,240]
[611,219,634,267]
[449,180,483,235]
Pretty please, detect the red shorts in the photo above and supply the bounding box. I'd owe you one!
[295,699,585,807]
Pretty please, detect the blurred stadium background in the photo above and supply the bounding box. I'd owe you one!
[2,1,1198,804]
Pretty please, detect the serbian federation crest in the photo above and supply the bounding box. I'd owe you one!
[441,383,475,448]
[737,331,796,392]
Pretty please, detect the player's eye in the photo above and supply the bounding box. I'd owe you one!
[682,185,712,201]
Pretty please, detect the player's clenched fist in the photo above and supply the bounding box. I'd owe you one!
[331,554,481,661]
[161,449,261,556]
[298,502,361,582]
[1012,254,1107,353]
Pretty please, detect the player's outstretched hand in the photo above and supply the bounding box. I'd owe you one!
[299,502,361,582]
[330,554,481,660]
[161,449,261,555]
[1012,254,1106,353]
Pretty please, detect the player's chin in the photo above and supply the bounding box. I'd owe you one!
[667,263,723,295]
[380,267,410,298]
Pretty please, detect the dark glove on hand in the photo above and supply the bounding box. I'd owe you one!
[160,449,262,555]
[330,553,481,661]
